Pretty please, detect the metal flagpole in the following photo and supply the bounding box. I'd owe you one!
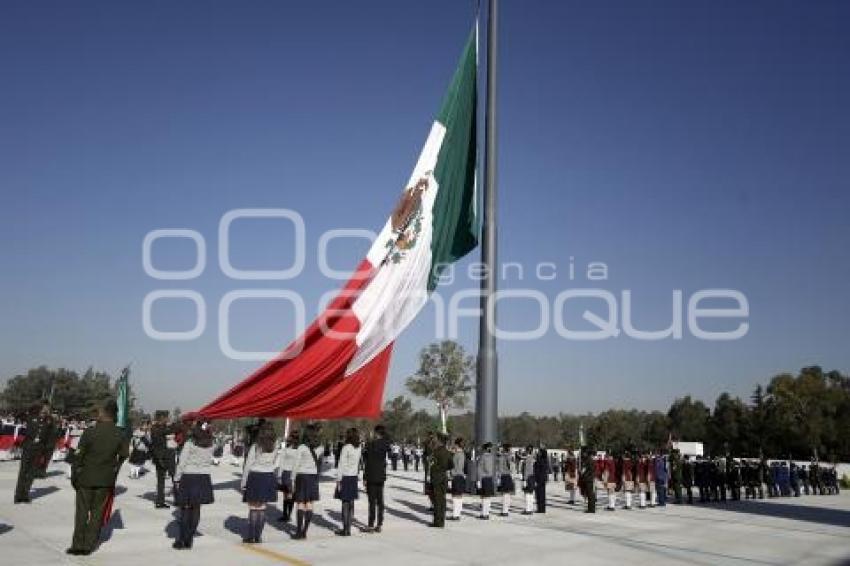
[475,0,499,447]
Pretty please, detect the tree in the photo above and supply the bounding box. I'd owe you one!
[1,366,131,418]
[707,392,749,456]
[406,340,474,433]
[382,395,414,441]
[667,396,710,443]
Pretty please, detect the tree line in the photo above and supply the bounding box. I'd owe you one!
[2,347,848,462]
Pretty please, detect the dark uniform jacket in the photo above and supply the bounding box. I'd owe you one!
[363,437,391,483]
[72,422,129,488]
[429,445,452,487]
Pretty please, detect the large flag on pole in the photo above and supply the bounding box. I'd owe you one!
[194,30,478,420]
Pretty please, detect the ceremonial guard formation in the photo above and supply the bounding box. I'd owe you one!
[8,406,844,554]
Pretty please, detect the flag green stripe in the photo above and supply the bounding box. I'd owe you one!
[428,30,478,292]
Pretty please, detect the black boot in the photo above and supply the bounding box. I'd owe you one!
[244,509,258,543]
[293,509,305,539]
[335,502,347,536]
[187,505,200,548]
[303,510,313,538]
[173,507,191,549]
[256,510,266,543]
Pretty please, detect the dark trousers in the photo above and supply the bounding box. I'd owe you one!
[534,480,546,512]
[656,481,667,506]
[432,483,447,526]
[582,481,596,512]
[71,487,111,552]
[685,484,693,504]
[366,482,385,527]
[391,457,398,471]
[672,481,682,504]
[431,482,449,527]
[414,457,420,472]
[155,464,168,504]
[15,454,36,501]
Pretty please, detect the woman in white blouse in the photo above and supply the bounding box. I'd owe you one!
[334,428,362,536]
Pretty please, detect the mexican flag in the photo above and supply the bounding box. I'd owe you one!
[194,30,478,420]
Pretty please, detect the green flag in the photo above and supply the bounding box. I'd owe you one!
[116,366,130,429]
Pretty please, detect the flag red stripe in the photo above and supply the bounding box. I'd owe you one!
[194,259,391,419]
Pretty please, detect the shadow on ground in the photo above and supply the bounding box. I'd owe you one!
[706,498,850,528]
[101,509,124,542]
[30,486,60,500]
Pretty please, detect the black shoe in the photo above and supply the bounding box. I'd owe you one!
[521,511,533,515]
[242,537,256,544]
[361,526,375,533]
[173,540,187,550]
[500,513,509,517]
[155,503,170,509]
[428,523,444,528]
[66,548,84,555]
[335,529,347,536]
[374,525,382,533]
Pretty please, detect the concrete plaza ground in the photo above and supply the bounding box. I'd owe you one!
[1,458,848,566]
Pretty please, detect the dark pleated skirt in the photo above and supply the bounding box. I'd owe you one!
[175,473,214,506]
[451,475,467,496]
[294,473,320,503]
[243,471,278,503]
[129,449,148,465]
[279,470,293,494]
[335,476,359,501]
[479,477,496,497]
[523,476,537,494]
[499,474,515,493]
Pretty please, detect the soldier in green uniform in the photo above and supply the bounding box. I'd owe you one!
[34,408,58,479]
[427,432,452,528]
[66,400,129,556]
[580,446,596,513]
[670,449,683,504]
[14,402,50,503]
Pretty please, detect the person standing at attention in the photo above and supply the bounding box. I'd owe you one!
[241,421,279,544]
[334,427,362,536]
[291,424,323,540]
[66,400,129,556]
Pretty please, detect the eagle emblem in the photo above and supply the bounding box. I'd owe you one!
[384,175,430,265]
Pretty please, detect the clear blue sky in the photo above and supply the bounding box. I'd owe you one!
[1,0,848,415]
